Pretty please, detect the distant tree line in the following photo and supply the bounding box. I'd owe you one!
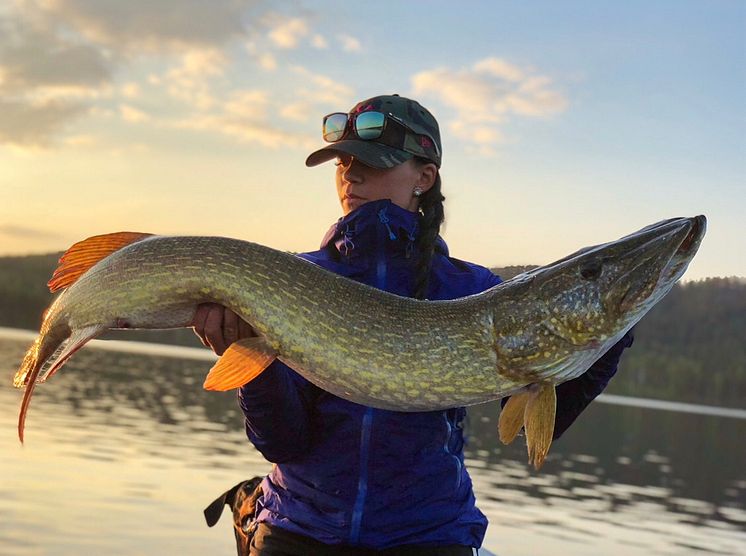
[1,254,743,407]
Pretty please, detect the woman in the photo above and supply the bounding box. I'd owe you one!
[193,94,634,555]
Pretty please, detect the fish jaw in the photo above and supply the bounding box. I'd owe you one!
[615,215,706,316]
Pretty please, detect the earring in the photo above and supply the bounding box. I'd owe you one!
[413,187,423,197]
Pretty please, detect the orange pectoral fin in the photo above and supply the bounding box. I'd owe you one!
[203,337,277,391]
[48,232,155,292]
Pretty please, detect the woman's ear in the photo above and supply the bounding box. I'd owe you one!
[416,162,438,193]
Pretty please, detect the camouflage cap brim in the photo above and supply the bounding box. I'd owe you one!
[305,140,414,169]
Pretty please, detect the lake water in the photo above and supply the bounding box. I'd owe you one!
[1,329,744,556]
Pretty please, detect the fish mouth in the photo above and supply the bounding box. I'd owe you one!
[675,214,706,257]
[659,214,707,284]
[616,215,706,314]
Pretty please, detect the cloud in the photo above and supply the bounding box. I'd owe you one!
[280,101,313,122]
[311,34,328,49]
[223,89,271,120]
[262,17,355,54]
[63,134,97,147]
[411,57,568,152]
[0,1,268,146]
[289,66,355,107]
[37,0,261,51]
[0,17,112,93]
[337,34,362,53]
[169,88,316,149]
[472,58,525,82]
[268,17,309,49]
[0,13,111,146]
[120,82,140,98]
[257,52,277,70]
[244,40,278,70]
[119,104,149,123]
[173,113,315,150]
[0,3,355,150]
[163,48,227,109]
[0,98,87,146]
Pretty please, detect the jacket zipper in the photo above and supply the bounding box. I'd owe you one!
[349,209,393,543]
[443,413,463,490]
[349,407,373,543]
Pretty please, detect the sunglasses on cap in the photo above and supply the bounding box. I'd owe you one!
[322,111,441,161]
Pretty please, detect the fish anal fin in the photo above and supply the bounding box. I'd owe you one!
[524,383,557,471]
[48,232,154,292]
[498,390,530,445]
[203,337,277,391]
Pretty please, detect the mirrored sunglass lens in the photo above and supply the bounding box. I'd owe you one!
[355,112,385,140]
[323,114,348,142]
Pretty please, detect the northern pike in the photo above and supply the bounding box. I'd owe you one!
[13,216,706,468]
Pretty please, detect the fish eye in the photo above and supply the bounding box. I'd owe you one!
[580,261,602,280]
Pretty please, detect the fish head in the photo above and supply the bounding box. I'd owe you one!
[533,215,706,347]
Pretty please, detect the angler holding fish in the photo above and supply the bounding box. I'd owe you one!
[190,94,634,555]
[13,95,705,556]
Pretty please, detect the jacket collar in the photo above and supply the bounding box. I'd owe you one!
[320,199,449,259]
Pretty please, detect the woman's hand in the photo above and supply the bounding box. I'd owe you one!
[192,303,257,355]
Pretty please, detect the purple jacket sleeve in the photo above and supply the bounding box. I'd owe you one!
[499,327,634,439]
[552,328,635,438]
[237,360,319,463]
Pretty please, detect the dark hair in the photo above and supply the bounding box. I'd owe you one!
[413,160,445,300]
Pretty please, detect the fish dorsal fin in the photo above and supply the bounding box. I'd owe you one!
[203,337,277,391]
[48,232,154,292]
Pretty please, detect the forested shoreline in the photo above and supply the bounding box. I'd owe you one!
[1,253,744,407]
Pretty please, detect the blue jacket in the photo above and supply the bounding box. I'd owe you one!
[238,199,633,550]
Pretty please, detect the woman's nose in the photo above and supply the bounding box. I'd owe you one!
[341,158,363,182]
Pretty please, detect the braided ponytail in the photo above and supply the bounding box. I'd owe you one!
[413,163,445,300]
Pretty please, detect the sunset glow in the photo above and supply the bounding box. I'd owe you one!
[1,2,743,280]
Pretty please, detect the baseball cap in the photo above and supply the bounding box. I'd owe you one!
[305,94,442,169]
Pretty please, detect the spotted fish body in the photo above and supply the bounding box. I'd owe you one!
[14,216,706,468]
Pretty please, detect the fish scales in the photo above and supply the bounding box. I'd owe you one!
[14,217,706,468]
[234,238,498,408]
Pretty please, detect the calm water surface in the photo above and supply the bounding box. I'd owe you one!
[1,330,744,556]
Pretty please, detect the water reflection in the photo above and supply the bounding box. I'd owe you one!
[1,335,745,555]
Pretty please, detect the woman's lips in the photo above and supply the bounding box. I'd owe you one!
[344,193,366,206]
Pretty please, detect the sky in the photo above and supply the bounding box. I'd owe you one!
[0,0,743,280]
